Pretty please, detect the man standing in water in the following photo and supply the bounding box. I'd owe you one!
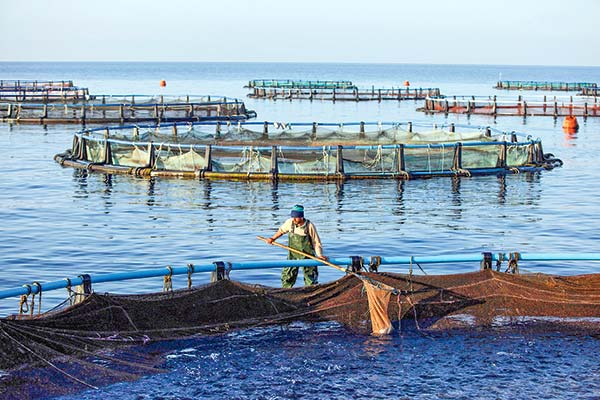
[266,205,327,288]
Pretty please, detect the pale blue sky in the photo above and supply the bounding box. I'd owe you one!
[1,0,598,65]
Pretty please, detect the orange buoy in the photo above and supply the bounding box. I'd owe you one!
[404,80,410,87]
[159,80,167,87]
[562,115,579,133]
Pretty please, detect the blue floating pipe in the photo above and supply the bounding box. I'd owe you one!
[0,259,335,301]
[2,253,600,301]
[518,253,600,261]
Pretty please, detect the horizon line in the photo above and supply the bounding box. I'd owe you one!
[0,60,599,68]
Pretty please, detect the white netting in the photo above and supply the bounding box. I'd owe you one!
[507,144,531,166]
[211,148,271,173]
[111,145,149,167]
[155,146,206,171]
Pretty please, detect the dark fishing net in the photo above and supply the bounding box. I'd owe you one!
[2,270,600,397]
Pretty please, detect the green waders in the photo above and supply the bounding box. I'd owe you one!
[281,222,319,288]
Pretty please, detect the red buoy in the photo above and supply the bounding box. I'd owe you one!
[562,115,579,133]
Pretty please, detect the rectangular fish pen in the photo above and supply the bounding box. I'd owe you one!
[248,87,442,101]
[0,79,87,102]
[420,95,600,117]
[0,87,91,103]
[495,80,597,91]
[581,87,600,96]
[245,79,356,89]
[0,95,256,124]
[54,121,562,180]
[0,79,74,89]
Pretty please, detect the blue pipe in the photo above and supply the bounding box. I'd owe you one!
[2,253,600,301]
[0,259,336,300]
[380,253,600,263]
[518,253,600,261]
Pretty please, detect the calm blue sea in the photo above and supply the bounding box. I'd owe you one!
[1,62,600,399]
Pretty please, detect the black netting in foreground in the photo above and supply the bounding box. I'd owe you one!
[2,270,600,396]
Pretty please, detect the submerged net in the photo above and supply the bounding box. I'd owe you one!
[2,270,600,374]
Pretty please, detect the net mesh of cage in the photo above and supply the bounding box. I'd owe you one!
[80,124,520,174]
[0,96,248,121]
[109,124,496,145]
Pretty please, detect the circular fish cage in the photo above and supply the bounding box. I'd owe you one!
[1,94,256,124]
[54,121,563,181]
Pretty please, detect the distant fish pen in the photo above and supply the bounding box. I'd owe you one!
[581,87,600,97]
[419,95,600,117]
[0,95,256,125]
[54,121,562,181]
[245,79,439,101]
[0,87,91,103]
[248,86,441,101]
[495,80,597,91]
[0,79,89,102]
[245,79,356,89]
[0,79,74,89]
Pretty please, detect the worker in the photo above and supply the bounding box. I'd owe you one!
[266,205,327,288]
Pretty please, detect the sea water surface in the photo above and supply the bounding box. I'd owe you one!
[1,62,599,399]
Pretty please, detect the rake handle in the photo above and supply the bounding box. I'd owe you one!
[257,235,346,273]
[257,236,398,294]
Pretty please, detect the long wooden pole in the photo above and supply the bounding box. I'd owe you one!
[257,235,347,273]
[257,235,397,293]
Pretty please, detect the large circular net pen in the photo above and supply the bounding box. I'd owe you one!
[54,121,562,181]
